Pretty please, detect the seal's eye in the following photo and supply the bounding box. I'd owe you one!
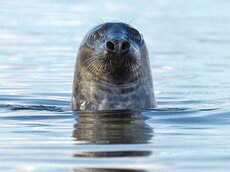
[91,31,100,42]
[133,34,142,42]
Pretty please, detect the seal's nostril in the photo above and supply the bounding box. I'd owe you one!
[121,41,130,54]
[106,41,115,53]
[106,40,130,54]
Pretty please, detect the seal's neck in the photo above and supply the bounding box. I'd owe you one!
[78,66,151,93]
[92,75,148,93]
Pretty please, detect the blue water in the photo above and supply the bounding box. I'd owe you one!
[1,0,230,171]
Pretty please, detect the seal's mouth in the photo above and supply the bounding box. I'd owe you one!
[103,54,136,67]
[84,54,143,85]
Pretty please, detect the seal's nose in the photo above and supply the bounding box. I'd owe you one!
[120,40,130,54]
[106,40,130,54]
[106,40,116,53]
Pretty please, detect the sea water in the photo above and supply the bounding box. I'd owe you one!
[0,0,230,171]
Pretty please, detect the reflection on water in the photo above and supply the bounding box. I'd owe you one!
[73,110,153,172]
[73,110,153,144]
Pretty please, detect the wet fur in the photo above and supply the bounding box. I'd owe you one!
[72,22,157,111]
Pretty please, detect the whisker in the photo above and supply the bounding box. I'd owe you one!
[83,58,96,66]
[127,18,136,25]
[98,18,104,24]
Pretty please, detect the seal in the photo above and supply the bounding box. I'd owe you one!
[71,22,157,111]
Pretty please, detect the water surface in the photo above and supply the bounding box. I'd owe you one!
[0,0,230,171]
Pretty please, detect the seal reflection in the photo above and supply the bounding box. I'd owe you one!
[72,110,153,172]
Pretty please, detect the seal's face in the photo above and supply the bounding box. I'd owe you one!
[78,22,149,85]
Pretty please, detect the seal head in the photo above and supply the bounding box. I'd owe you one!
[72,22,157,111]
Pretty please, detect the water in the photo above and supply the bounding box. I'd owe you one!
[0,0,230,171]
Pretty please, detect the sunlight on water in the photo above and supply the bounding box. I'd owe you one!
[0,0,230,171]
